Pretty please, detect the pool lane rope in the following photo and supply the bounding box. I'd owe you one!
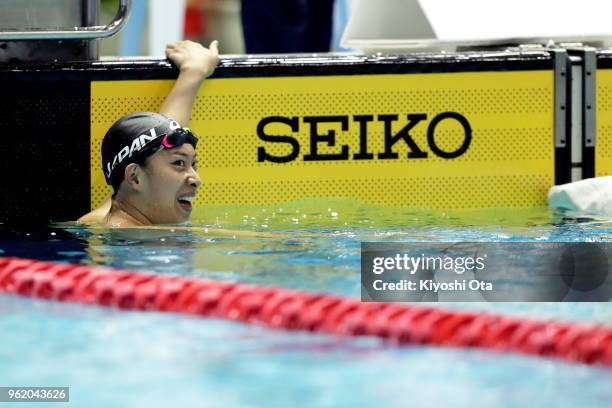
[1,256,611,367]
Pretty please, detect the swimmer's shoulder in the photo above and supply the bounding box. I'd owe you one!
[78,210,143,228]
[77,211,105,224]
[76,197,112,225]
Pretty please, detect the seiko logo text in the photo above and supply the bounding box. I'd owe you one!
[257,112,472,163]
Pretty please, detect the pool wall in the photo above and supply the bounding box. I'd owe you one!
[1,49,583,223]
[596,51,612,177]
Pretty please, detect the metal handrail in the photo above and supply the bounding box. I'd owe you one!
[0,0,131,40]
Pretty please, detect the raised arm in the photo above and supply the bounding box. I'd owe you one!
[78,40,219,224]
[159,40,219,126]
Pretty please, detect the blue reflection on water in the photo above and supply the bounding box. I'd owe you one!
[0,207,611,407]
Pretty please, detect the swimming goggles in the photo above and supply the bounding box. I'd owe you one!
[135,127,199,160]
[160,127,199,150]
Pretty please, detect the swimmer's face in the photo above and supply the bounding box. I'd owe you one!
[137,143,201,224]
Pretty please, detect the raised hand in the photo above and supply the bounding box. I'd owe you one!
[165,40,219,78]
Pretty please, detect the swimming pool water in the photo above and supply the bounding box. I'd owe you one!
[1,203,611,407]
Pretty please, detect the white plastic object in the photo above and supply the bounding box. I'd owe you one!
[341,0,612,51]
[548,177,612,214]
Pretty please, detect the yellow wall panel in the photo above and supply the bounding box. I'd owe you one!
[91,71,554,209]
[597,69,612,176]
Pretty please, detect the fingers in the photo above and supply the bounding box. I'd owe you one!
[165,42,177,58]
[209,40,219,55]
[166,40,218,53]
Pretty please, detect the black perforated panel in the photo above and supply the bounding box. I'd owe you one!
[0,81,90,225]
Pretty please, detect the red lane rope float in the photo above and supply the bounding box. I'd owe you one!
[1,256,611,367]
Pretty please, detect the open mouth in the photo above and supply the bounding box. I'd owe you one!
[177,195,194,212]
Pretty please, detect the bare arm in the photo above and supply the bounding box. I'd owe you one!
[79,41,219,224]
[159,40,219,126]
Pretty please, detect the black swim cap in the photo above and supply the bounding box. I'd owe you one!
[101,112,197,187]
